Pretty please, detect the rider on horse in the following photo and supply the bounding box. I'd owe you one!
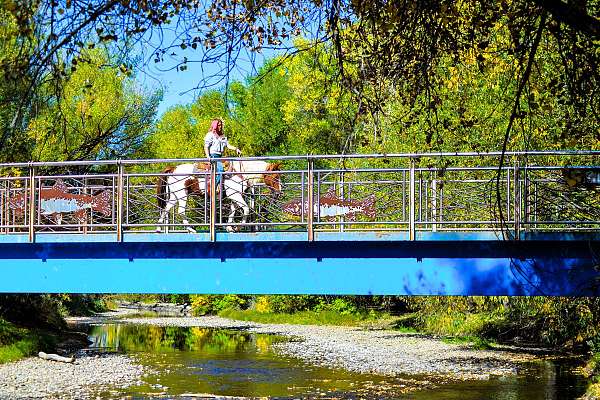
[203,119,242,193]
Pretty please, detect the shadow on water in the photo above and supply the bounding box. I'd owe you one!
[87,323,588,399]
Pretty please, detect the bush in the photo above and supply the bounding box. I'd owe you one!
[254,296,272,313]
[191,295,249,316]
[325,298,358,315]
[267,295,320,313]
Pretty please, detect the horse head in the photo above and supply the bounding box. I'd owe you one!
[263,162,283,197]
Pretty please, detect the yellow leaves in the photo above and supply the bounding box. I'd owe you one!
[255,296,272,313]
[190,327,210,340]
[255,336,271,353]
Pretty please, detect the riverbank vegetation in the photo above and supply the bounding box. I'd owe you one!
[0,294,105,364]
[187,295,600,350]
[0,318,54,363]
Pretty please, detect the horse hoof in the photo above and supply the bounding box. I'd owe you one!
[186,227,197,234]
[155,227,162,233]
[226,226,235,233]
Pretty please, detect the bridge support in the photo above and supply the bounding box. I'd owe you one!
[0,232,598,295]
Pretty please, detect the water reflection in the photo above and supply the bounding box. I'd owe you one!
[88,324,588,399]
[90,324,262,354]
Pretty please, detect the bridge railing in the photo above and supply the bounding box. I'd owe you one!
[0,151,599,241]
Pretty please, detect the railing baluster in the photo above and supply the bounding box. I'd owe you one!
[210,160,217,242]
[307,158,314,242]
[28,165,36,243]
[116,161,124,242]
[513,159,521,240]
[523,165,529,233]
[432,171,437,232]
[409,159,416,241]
[300,171,305,223]
[339,171,344,233]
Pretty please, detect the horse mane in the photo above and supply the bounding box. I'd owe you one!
[263,162,282,192]
[266,162,282,172]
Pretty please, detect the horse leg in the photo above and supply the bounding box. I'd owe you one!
[241,202,250,227]
[157,193,175,232]
[226,203,237,233]
[177,195,196,233]
[226,192,249,233]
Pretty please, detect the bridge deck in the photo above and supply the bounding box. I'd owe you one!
[0,152,599,295]
[0,231,598,296]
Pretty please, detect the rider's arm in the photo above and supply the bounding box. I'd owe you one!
[204,132,213,159]
[227,143,242,155]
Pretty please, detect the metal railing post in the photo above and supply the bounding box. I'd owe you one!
[432,171,437,233]
[307,158,314,242]
[523,162,529,233]
[116,161,124,242]
[28,165,36,243]
[513,159,521,240]
[339,171,345,233]
[409,158,416,241]
[209,160,217,242]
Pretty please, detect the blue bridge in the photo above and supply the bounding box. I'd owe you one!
[1,151,599,295]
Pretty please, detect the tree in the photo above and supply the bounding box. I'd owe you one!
[26,49,161,163]
[1,0,598,157]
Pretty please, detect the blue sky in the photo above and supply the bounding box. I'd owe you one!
[128,6,325,117]
[133,25,290,116]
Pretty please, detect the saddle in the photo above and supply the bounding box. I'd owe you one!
[194,161,233,196]
[194,161,232,172]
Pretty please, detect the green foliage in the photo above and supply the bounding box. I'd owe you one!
[190,295,249,316]
[26,49,160,162]
[219,309,367,326]
[264,295,321,314]
[399,296,600,349]
[318,298,358,316]
[167,294,190,304]
[0,318,57,364]
[0,295,66,330]
[60,295,108,316]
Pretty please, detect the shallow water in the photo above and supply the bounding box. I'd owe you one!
[87,323,588,399]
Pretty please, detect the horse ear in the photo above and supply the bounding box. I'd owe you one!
[322,188,337,199]
[53,179,68,192]
[269,162,282,171]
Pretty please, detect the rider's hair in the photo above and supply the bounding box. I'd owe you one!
[210,119,223,135]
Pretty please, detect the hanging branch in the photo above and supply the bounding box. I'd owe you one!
[495,11,548,238]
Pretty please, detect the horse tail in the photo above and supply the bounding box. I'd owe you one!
[157,166,175,209]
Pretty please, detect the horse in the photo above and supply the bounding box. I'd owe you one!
[156,161,282,233]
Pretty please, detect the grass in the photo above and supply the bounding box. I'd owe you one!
[219,309,372,326]
[0,338,39,363]
[0,318,56,364]
[390,311,501,349]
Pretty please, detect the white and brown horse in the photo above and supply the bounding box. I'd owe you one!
[156,161,282,232]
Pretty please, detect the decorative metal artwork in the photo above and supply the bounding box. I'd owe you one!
[8,179,111,222]
[283,188,376,220]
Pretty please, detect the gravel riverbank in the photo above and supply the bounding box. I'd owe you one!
[0,309,542,399]
[72,312,538,379]
[0,352,146,399]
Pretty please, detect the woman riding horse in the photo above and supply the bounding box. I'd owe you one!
[204,119,241,193]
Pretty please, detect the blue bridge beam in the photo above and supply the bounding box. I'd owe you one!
[0,232,598,296]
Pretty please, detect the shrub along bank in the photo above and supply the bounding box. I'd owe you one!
[186,295,600,352]
[0,294,107,364]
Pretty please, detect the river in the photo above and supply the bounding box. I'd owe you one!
[84,321,588,399]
